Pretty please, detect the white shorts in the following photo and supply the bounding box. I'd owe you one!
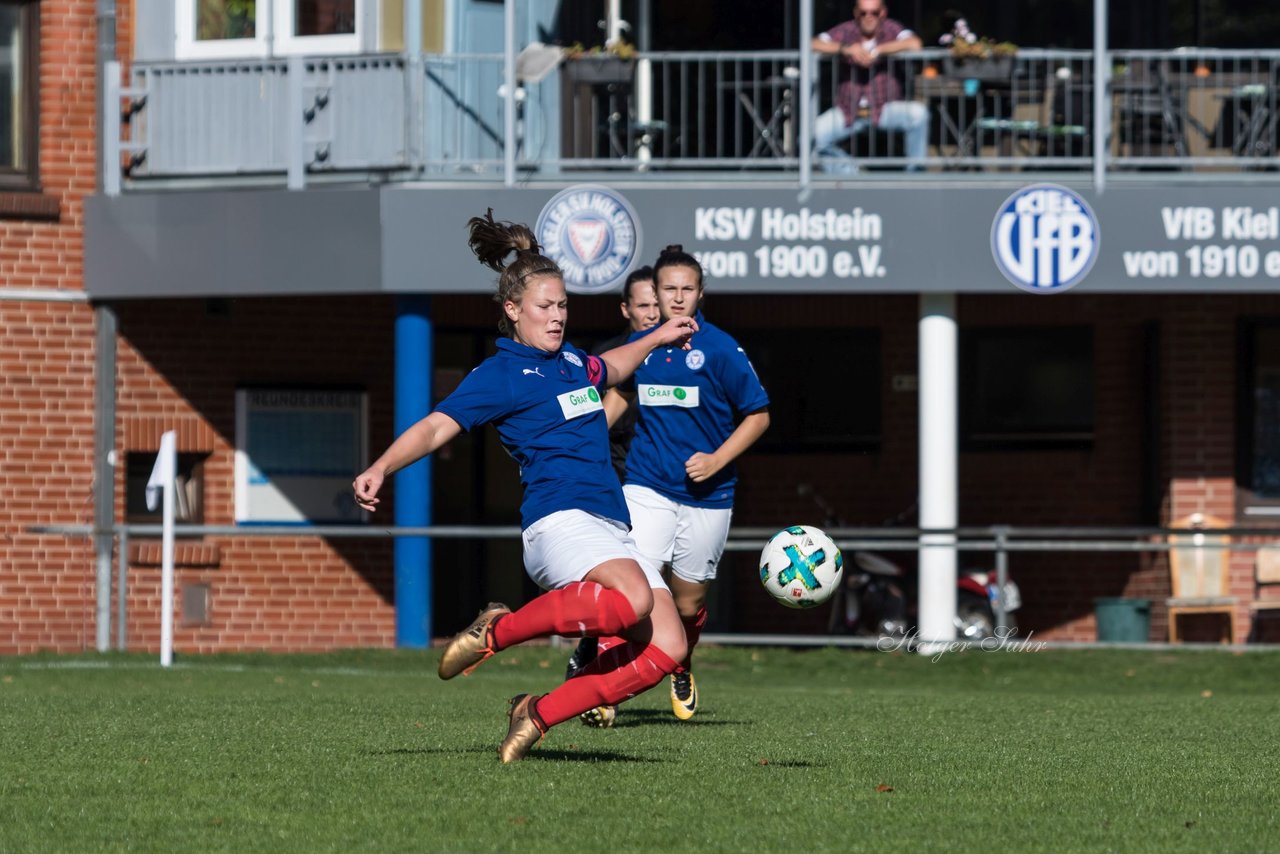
[623,484,733,584]
[522,509,669,592]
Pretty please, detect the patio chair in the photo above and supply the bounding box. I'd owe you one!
[1247,545,1280,642]
[1166,512,1237,643]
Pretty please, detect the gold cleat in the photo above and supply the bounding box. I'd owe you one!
[578,704,617,728]
[499,693,546,764]
[670,670,698,720]
[437,602,510,680]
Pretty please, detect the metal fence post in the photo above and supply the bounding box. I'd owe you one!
[103,60,121,197]
[1092,0,1108,194]
[288,56,305,190]
[994,525,1010,632]
[799,0,814,194]
[116,528,128,651]
[404,0,423,174]
[503,0,517,187]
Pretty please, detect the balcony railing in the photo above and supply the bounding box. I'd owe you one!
[105,47,1280,193]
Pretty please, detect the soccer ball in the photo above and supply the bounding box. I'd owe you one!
[759,525,844,609]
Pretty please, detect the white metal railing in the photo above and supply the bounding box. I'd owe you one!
[28,521,1280,651]
[104,47,1280,194]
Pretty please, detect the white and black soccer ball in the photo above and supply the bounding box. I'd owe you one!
[759,525,843,609]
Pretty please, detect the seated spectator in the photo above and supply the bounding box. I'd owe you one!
[811,0,928,172]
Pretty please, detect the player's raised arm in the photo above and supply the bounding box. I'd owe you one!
[352,411,462,512]
[599,314,698,387]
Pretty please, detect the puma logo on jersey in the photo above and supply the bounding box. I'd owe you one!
[522,368,544,377]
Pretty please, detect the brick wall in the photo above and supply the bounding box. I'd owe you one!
[110,296,400,652]
[0,0,100,653]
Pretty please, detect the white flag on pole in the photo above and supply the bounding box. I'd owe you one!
[145,432,176,512]
[148,431,178,667]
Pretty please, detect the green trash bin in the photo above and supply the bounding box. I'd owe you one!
[1095,597,1152,642]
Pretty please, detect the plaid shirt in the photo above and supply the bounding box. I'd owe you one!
[821,18,911,125]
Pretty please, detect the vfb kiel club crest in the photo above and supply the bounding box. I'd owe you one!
[991,183,1100,294]
[536,185,641,295]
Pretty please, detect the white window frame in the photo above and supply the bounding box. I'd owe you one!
[175,1,270,60]
[273,0,369,56]
[175,1,372,60]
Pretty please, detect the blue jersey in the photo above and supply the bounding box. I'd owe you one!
[435,338,627,530]
[625,312,770,508]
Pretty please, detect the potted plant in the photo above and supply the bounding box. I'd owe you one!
[939,17,1017,83]
[562,40,637,85]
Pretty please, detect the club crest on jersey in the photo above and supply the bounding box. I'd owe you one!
[536,185,641,295]
[563,351,583,367]
[685,349,705,370]
[991,184,1100,294]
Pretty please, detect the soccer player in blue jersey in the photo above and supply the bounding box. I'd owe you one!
[352,212,697,763]
[573,245,770,724]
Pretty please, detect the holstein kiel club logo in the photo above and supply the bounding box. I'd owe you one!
[536,185,641,295]
[991,184,1100,294]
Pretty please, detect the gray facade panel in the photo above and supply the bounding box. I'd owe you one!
[88,183,1280,298]
[86,189,383,299]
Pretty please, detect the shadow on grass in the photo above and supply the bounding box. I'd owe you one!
[365,745,664,763]
[754,759,825,768]
[610,708,743,728]
[366,746,497,757]
[527,748,664,763]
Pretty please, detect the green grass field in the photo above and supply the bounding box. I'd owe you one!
[2,645,1278,852]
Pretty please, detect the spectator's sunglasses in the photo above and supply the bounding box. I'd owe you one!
[856,8,885,18]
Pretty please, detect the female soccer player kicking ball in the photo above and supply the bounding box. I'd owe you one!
[352,212,696,763]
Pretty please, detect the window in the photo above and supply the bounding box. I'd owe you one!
[744,328,881,452]
[176,0,267,58]
[235,388,367,524]
[0,1,37,190]
[126,452,208,523]
[176,0,364,59]
[1239,322,1280,516]
[960,327,1094,448]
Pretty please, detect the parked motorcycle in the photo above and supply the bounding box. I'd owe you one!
[798,485,1021,640]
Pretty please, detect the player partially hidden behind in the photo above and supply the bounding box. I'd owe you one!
[569,244,770,725]
[597,267,660,481]
[352,211,696,763]
[561,269,660,705]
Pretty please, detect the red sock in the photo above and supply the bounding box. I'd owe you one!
[491,582,638,650]
[676,606,707,672]
[595,635,624,655]
[535,642,678,727]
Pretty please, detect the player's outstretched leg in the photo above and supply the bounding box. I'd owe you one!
[500,591,685,761]
[572,636,623,727]
[500,693,548,764]
[439,581,639,681]
[671,605,707,720]
[564,636,598,680]
[438,602,510,679]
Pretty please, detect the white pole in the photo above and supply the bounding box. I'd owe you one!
[146,431,178,667]
[103,60,121,197]
[918,293,958,652]
[1092,0,1108,194]
[605,0,623,45]
[799,0,813,194]
[503,0,516,187]
[404,0,423,173]
[287,55,305,190]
